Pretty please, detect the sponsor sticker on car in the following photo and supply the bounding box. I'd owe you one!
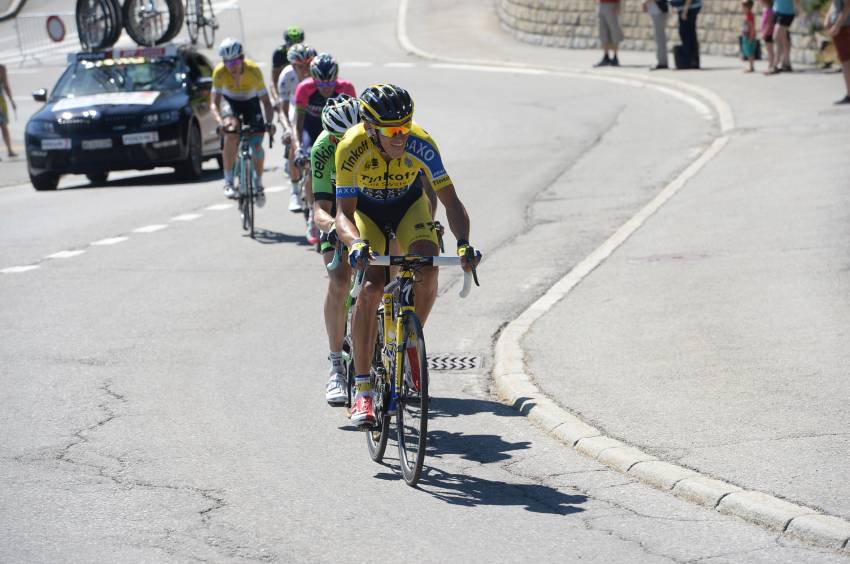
[82,138,113,150]
[122,131,159,145]
[41,138,71,150]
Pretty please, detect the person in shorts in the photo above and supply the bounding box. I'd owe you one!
[769,0,799,73]
[594,0,624,66]
[827,0,850,103]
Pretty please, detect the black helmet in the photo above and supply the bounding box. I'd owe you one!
[309,53,338,82]
[359,84,414,126]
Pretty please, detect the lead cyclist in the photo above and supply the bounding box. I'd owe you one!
[334,84,481,427]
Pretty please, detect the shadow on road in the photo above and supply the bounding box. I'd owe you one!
[375,466,587,515]
[252,228,312,246]
[429,395,529,420]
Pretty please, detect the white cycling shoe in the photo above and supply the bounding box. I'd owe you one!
[288,190,302,213]
[325,372,347,406]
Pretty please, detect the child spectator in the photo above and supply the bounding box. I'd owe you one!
[742,0,758,71]
[760,0,776,72]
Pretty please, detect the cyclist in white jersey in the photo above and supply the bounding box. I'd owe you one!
[277,43,315,212]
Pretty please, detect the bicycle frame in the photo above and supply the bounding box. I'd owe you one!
[380,267,416,411]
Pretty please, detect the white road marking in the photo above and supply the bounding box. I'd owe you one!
[46,250,86,259]
[171,213,202,221]
[133,224,168,233]
[2,265,40,273]
[264,186,286,193]
[205,203,234,210]
[430,63,546,75]
[91,237,129,246]
[343,62,375,67]
[384,62,416,68]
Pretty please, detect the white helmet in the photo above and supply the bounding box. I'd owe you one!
[321,94,359,137]
[286,43,316,64]
[218,38,243,61]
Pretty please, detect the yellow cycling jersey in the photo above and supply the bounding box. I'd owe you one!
[211,59,267,102]
[335,122,452,201]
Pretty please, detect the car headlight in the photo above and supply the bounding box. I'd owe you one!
[26,120,56,135]
[143,110,181,126]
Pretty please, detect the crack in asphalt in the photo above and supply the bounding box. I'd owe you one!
[41,379,277,562]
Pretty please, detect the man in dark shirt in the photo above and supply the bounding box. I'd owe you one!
[269,26,305,106]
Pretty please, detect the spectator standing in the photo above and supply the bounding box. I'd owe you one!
[826,0,850,103]
[760,0,777,73]
[643,0,670,69]
[769,0,799,73]
[742,0,758,72]
[0,64,17,159]
[594,0,624,66]
[671,0,702,68]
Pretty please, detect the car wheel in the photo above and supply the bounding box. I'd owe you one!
[30,172,59,191]
[175,123,203,180]
[86,171,109,185]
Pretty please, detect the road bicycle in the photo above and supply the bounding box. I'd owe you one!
[292,149,319,250]
[350,245,479,486]
[184,0,218,49]
[221,123,272,239]
[325,221,446,412]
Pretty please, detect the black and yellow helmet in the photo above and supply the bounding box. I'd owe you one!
[359,84,414,127]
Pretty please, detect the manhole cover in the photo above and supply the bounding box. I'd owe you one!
[428,353,481,371]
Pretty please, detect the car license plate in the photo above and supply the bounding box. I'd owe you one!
[122,132,159,145]
[82,138,113,150]
[41,138,71,150]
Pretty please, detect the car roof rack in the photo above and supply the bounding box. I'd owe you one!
[69,44,180,63]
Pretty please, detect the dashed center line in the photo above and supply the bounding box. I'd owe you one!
[264,186,286,193]
[91,237,129,246]
[384,62,416,68]
[343,61,375,67]
[2,265,40,274]
[133,224,168,233]
[171,213,202,221]
[46,250,86,259]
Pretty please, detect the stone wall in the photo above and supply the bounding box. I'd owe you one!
[498,0,823,64]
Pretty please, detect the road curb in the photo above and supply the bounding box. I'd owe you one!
[0,0,27,22]
[397,0,850,552]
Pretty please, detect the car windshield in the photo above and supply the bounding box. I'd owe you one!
[51,58,184,100]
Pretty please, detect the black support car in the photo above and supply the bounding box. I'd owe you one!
[25,45,221,191]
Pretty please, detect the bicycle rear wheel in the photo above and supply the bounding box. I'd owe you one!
[396,312,429,486]
[366,309,389,461]
[76,0,121,50]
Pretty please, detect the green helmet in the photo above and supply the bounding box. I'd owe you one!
[285,26,304,46]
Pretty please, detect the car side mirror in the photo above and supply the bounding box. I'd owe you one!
[192,77,213,93]
[32,88,48,102]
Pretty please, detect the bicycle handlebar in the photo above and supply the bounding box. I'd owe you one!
[350,255,476,299]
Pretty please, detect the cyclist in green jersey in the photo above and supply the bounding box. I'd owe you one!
[311,95,361,404]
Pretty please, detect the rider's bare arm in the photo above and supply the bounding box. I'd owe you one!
[335,197,361,249]
[314,201,335,234]
[210,91,223,124]
[435,184,470,243]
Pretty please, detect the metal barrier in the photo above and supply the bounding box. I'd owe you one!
[12,11,78,66]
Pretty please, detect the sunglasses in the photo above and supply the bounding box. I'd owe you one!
[377,123,411,137]
[223,58,242,68]
[315,80,337,88]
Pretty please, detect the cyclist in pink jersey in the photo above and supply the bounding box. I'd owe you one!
[292,53,355,244]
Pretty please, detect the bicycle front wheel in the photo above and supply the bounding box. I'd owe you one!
[396,312,429,486]
[184,0,199,43]
[244,165,254,239]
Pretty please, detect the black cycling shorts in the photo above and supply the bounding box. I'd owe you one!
[221,97,264,129]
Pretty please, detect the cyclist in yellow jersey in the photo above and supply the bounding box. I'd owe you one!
[211,38,275,204]
[335,84,481,427]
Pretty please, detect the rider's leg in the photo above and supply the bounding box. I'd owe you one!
[248,133,265,185]
[408,239,440,325]
[221,116,240,195]
[324,250,351,355]
[351,266,383,377]
[397,192,441,325]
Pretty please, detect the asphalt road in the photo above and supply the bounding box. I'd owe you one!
[1,1,848,562]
